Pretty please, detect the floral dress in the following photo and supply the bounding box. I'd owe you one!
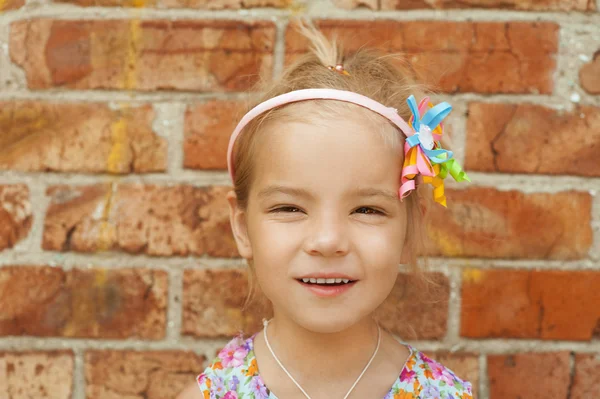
[197,333,473,399]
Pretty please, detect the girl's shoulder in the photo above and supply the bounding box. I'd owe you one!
[389,344,474,399]
[197,333,270,399]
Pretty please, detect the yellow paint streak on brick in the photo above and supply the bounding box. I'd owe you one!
[97,184,117,252]
[107,116,128,174]
[0,0,7,11]
[288,0,306,15]
[131,0,145,7]
[62,269,107,337]
[428,228,463,257]
[123,19,141,90]
[462,268,485,284]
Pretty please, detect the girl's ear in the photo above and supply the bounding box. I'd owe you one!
[226,190,253,260]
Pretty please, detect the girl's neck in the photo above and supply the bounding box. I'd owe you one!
[259,314,380,381]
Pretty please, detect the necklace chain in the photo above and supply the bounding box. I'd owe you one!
[262,319,381,399]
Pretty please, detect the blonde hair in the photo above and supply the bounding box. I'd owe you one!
[232,22,440,326]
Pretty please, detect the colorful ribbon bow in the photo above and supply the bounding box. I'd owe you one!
[399,95,470,207]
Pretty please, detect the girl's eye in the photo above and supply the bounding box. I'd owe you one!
[271,206,302,213]
[354,207,384,215]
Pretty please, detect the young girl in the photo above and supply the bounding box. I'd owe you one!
[179,24,472,399]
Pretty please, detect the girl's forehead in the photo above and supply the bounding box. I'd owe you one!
[252,117,403,195]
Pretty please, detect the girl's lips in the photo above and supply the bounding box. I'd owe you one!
[297,280,357,298]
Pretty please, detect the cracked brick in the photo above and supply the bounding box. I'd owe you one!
[571,353,600,399]
[488,352,571,398]
[43,184,237,257]
[10,19,275,91]
[0,184,32,251]
[466,103,600,177]
[426,188,593,259]
[461,269,600,340]
[285,20,558,94]
[85,350,205,399]
[0,266,167,339]
[0,102,166,174]
[0,351,74,399]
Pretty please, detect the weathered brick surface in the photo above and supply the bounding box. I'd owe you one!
[85,350,205,399]
[334,0,596,10]
[182,269,266,337]
[184,100,245,170]
[580,51,600,94]
[374,272,449,340]
[0,351,73,399]
[286,20,558,94]
[488,352,571,398]
[10,19,275,91]
[428,352,479,398]
[461,269,600,340]
[572,353,600,399]
[56,0,289,7]
[466,103,600,177]
[43,184,237,257]
[0,184,32,251]
[0,0,24,10]
[0,102,166,174]
[0,266,167,339]
[426,188,593,259]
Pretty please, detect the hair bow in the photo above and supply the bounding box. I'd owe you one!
[399,95,469,207]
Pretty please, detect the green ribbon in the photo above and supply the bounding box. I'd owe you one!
[439,158,470,182]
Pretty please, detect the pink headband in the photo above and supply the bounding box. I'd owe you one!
[226,88,469,206]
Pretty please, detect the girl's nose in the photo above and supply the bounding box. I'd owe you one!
[303,216,349,257]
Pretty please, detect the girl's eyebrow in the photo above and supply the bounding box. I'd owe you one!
[257,185,398,202]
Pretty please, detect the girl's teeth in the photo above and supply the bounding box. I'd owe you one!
[300,278,353,285]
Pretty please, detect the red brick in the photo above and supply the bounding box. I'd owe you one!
[0,184,32,251]
[0,351,73,399]
[10,19,275,91]
[0,266,167,339]
[461,269,600,340]
[43,184,237,257]
[375,272,449,340]
[580,51,600,94]
[286,20,558,94]
[85,350,205,399]
[427,352,479,397]
[335,0,596,11]
[182,269,266,337]
[184,100,245,170]
[427,188,592,259]
[56,0,289,7]
[0,0,24,10]
[488,352,570,398]
[466,103,600,177]
[0,102,166,173]
[572,353,600,399]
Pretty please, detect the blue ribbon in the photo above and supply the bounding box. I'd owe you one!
[406,95,454,164]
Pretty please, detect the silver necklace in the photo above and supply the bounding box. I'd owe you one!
[262,319,381,399]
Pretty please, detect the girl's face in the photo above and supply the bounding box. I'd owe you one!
[228,109,409,333]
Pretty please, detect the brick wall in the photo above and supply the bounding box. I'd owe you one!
[0,0,599,398]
